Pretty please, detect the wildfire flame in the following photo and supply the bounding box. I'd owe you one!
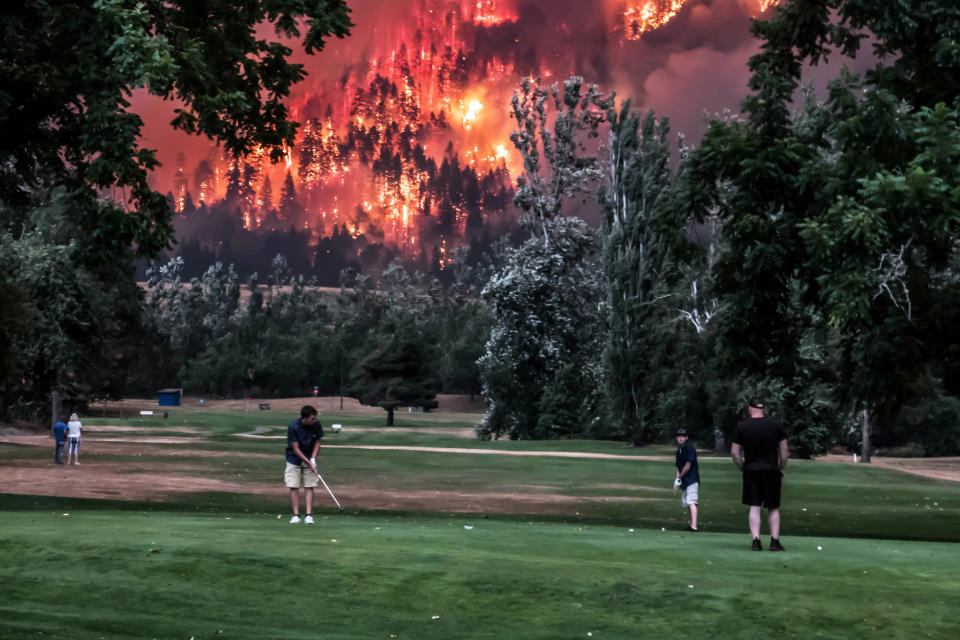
[623,0,780,40]
[473,0,517,26]
[623,1,686,39]
[463,99,483,130]
[165,0,779,262]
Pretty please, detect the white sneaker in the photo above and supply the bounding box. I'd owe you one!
[304,515,315,524]
[289,515,302,524]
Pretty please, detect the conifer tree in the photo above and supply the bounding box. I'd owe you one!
[279,171,299,223]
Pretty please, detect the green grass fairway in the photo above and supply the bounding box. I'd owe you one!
[1,508,957,640]
[2,404,959,638]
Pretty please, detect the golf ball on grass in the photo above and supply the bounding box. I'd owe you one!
[817,546,822,551]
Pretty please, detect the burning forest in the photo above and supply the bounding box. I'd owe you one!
[152,0,780,281]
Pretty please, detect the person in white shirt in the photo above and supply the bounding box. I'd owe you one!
[66,413,82,465]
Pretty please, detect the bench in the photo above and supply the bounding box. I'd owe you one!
[258,403,271,410]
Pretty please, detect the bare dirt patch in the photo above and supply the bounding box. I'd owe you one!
[0,432,664,515]
[0,465,256,501]
[84,425,202,434]
[0,435,269,460]
[0,459,662,514]
[82,436,207,445]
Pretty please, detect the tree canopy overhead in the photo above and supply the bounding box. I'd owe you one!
[0,0,352,257]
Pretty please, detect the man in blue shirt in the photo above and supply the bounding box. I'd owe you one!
[52,420,67,464]
[284,405,324,524]
[674,428,700,531]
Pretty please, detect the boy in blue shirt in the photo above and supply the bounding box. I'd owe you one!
[674,428,700,531]
[284,405,324,524]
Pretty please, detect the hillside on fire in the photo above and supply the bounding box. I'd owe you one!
[140,0,785,282]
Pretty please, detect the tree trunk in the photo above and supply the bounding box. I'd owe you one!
[386,407,394,426]
[51,389,61,430]
[861,409,872,463]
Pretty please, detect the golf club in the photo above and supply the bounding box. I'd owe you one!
[315,469,344,511]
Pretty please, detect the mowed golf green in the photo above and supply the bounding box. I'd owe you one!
[1,405,958,639]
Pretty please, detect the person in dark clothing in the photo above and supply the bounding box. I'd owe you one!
[731,397,789,551]
[284,405,324,524]
[52,421,67,464]
[674,428,700,531]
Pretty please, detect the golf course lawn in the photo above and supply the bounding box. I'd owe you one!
[0,507,957,640]
[1,406,959,638]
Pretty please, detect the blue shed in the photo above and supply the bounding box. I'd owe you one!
[157,388,182,406]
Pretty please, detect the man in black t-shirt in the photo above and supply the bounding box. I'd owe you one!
[731,397,788,551]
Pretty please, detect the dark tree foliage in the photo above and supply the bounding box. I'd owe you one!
[0,1,352,420]
[686,0,960,455]
[0,0,353,259]
[346,325,440,426]
[1,187,150,422]
[0,278,38,389]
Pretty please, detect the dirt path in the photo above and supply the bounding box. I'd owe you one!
[818,454,960,483]
[242,425,477,438]
[233,432,675,460]
[323,444,676,461]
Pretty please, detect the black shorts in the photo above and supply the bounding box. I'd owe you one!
[742,469,782,509]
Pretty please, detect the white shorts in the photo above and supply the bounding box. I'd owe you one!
[284,462,319,489]
[681,482,699,507]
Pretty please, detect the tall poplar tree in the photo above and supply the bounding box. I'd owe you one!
[601,105,686,445]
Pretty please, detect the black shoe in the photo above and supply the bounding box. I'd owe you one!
[769,538,785,552]
[686,526,698,532]
[751,538,762,551]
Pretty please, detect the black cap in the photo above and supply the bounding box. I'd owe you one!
[749,397,765,409]
[676,428,688,436]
